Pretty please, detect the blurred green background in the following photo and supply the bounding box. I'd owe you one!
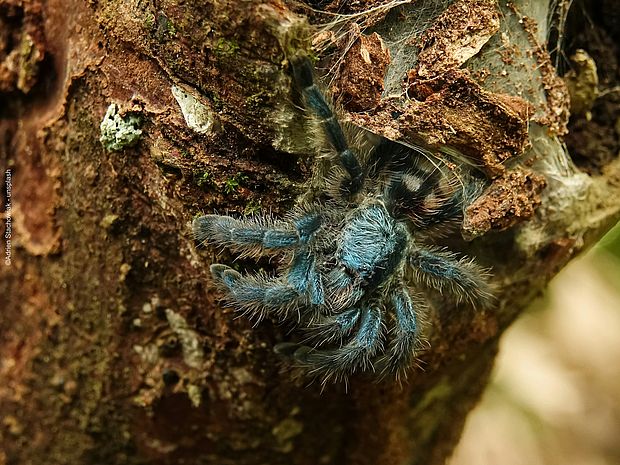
[451,221,620,465]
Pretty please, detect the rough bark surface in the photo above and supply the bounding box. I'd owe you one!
[1,1,618,465]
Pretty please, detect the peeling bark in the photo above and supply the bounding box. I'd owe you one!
[1,1,619,465]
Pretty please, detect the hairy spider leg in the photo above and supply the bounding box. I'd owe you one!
[383,162,482,235]
[210,264,310,321]
[417,188,466,229]
[301,307,362,344]
[408,247,493,306]
[321,267,365,312]
[277,306,384,378]
[202,211,326,315]
[287,249,324,305]
[290,56,364,197]
[377,287,419,375]
[192,212,322,257]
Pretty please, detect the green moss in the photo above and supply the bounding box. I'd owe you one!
[143,12,155,31]
[243,199,261,215]
[223,178,239,194]
[413,378,453,414]
[272,414,304,453]
[194,170,213,188]
[223,173,248,194]
[16,32,43,93]
[155,12,177,41]
[213,37,239,58]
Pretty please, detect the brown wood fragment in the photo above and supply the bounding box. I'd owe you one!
[518,12,571,135]
[331,28,391,112]
[462,168,547,239]
[351,69,532,176]
[414,0,500,79]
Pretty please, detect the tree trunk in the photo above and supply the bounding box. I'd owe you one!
[1,1,618,464]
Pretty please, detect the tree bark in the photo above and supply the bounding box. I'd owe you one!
[1,1,618,464]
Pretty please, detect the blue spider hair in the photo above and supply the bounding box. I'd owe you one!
[193,55,494,382]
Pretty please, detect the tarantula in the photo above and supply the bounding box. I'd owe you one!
[193,56,493,381]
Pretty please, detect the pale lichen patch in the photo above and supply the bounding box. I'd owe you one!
[99,103,142,151]
[171,85,219,134]
[165,309,204,369]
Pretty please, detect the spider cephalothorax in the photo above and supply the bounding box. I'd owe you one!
[193,56,493,381]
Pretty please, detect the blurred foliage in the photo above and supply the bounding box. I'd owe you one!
[597,220,620,259]
[451,223,620,465]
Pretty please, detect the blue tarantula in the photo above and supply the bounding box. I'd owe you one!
[193,56,493,381]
